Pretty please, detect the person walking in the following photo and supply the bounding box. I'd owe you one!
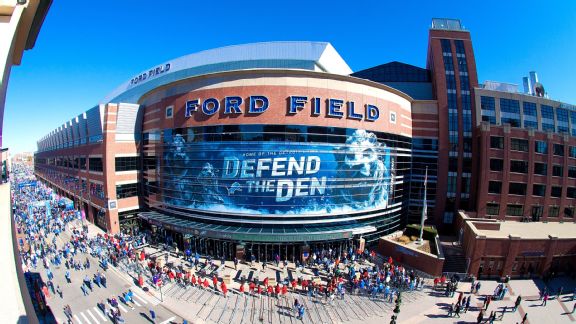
[464,296,471,313]
[485,295,492,310]
[56,285,62,298]
[513,295,522,311]
[63,304,73,323]
[476,310,484,324]
[542,293,549,306]
[498,306,507,320]
[454,303,461,318]
[149,309,156,323]
[521,312,528,324]
[448,303,454,317]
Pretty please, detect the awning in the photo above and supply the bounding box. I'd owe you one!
[138,211,376,243]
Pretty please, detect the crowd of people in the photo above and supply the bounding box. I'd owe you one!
[11,163,428,322]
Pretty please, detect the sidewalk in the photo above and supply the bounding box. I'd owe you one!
[0,182,37,324]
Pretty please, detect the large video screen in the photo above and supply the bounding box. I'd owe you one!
[161,129,395,215]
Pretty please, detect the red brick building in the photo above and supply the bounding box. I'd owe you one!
[33,19,576,268]
[458,211,576,278]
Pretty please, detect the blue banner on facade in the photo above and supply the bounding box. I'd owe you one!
[161,129,395,216]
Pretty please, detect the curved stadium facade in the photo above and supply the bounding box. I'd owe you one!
[35,19,576,268]
[34,41,417,258]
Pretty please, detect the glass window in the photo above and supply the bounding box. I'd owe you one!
[486,203,499,215]
[552,165,563,177]
[524,120,538,129]
[500,98,520,127]
[509,183,527,196]
[541,105,555,132]
[490,136,504,149]
[506,204,524,216]
[533,184,546,197]
[481,96,495,111]
[490,159,504,171]
[165,106,173,119]
[115,157,139,172]
[500,99,520,113]
[564,206,575,218]
[551,186,562,198]
[447,176,457,194]
[568,166,576,178]
[510,138,529,152]
[462,157,472,173]
[548,206,559,217]
[480,96,496,125]
[443,212,454,224]
[534,141,547,154]
[441,39,452,54]
[557,109,569,123]
[449,157,458,172]
[540,105,555,119]
[553,144,564,156]
[510,160,528,174]
[88,157,103,172]
[522,102,537,116]
[567,187,576,199]
[488,181,502,194]
[569,146,576,158]
[116,183,138,199]
[534,163,547,176]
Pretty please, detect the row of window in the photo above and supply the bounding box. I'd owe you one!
[486,203,575,218]
[490,158,576,178]
[488,181,576,198]
[152,125,413,149]
[480,96,576,136]
[489,159,576,177]
[490,136,575,157]
[35,156,139,172]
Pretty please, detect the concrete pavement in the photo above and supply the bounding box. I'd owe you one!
[1,182,38,324]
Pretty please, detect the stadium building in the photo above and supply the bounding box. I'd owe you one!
[34,19,576,268]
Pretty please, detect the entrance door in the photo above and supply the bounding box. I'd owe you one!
[531,206,543,222]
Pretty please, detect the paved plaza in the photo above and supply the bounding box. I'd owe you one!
[79,221,576,324]
[11,179,576,324]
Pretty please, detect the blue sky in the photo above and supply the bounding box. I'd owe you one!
[5,0,576,153]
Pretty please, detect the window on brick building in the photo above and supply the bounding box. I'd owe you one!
[552,165,563,177]
[533,184,546,197]
[115,157,139,172]
[567,187,576,199]
[486,203,500,215]
[490,159,504,171]
[510,160,528,173]
[88,157,103,172]
[488,181,502,194]
[565,207,575,218]
[506,204,524,216]
[551,186,562,198]
[509,182,527,196]
[534,162,547,176]
[510,138,528,152]
[548,206,559,217]
[569,146,576,158]
[490,136,504,149]
[531,206,543,220]
[553,144,564,156]
[534,141,548,154]
[569,166,576,178]
[116,183,138,199]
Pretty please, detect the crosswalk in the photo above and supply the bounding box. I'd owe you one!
[69,291,150,324]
